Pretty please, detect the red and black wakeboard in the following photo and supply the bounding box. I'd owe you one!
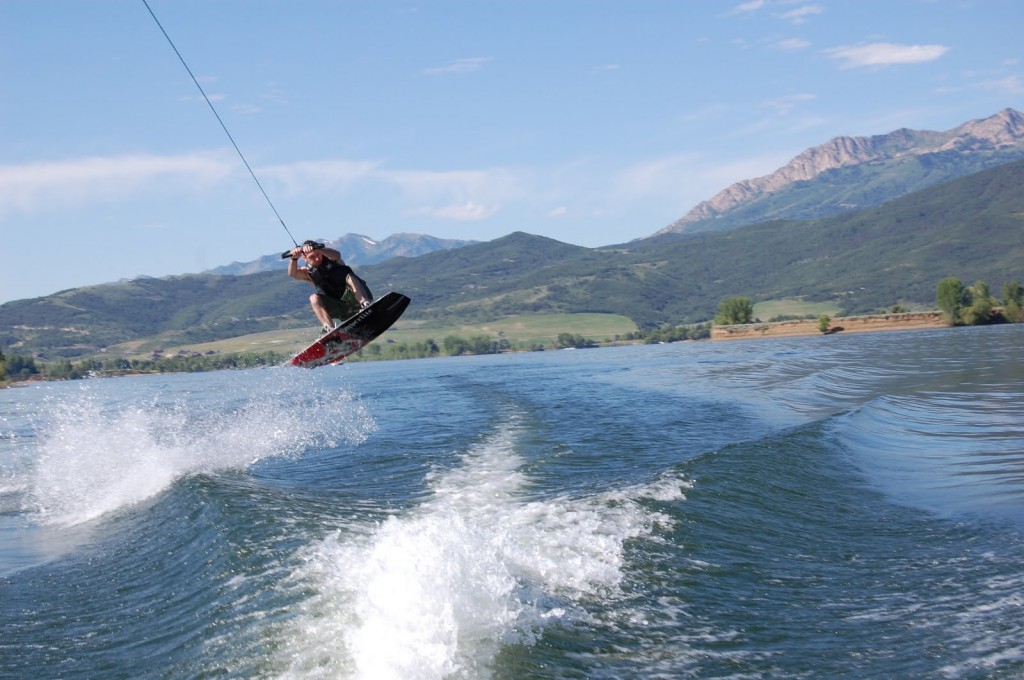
[289,291,410,368]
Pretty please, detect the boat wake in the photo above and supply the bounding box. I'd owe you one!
[22,370,374,525]
[277,419,689,680]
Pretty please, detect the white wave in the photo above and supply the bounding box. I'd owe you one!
[24,370,375,525]
[278,421,687,680]
[937,568,1024,677]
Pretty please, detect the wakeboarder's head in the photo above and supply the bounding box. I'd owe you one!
[304,250,325,267]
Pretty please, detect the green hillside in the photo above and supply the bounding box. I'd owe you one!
[2,159,1023,359]
[621,165,1024,316]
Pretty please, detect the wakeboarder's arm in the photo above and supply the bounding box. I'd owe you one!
[319,247,343,263]
[287,249,312,283]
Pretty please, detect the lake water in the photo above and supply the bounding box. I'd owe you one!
[2,324,1023,679]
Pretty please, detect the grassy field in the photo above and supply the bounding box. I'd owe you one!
[121,313,640,359]
[753,298,841,321]
[390,313,638,345]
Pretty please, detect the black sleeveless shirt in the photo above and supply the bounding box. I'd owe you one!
[307,258,354,299]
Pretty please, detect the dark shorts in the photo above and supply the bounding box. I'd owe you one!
[317,291,359,321]
[316,272,373,321]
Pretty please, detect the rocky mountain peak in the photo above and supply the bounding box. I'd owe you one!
[659,108,1024,235]
[945,107,1024,149]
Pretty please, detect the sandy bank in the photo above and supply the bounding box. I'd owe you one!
[712,311,947,341]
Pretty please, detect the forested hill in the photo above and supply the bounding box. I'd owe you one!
[2,158,1023,359]
[375,157,1024,326]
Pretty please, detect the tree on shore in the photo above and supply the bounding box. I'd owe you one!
[1003,281,1023,323]
[714,297,755,325]
[962,281,996,325]
[442,335,506,356]
[643,323,711,343]
[936,277,1024,326]
[556,333,595,349]
[936,277,967,326]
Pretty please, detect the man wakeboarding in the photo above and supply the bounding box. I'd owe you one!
[287,240,373,333]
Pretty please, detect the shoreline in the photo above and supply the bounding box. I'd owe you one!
[0,312,961,385]
[711,311,947,341]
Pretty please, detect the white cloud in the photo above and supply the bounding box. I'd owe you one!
[609,128,817,222]
[978,74,1024,95]
[729,112,829,140]
[729,0,765,15]
[382,167,521,200]
[423,57,493,75]
[261,159,381,194]
[824,42,949,68]
[614,154,699,200]
[0,150,528,225]
[0,152,236,217]
[776,38,812,51]
[936,74,1024,96]
[612,152,795,216]
[264,160,523,221]
[181,93,226,103]
[703,155,795,187]
[268,162,521,221]
[612,154,735,212]
[231,103,262,115]
[780,4,823,24]
[678,103,732,125]
[385,167,522,221]
[406,201,500,221]
[762,92,816,114]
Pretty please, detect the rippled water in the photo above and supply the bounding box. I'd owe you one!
[2,324,1023,678]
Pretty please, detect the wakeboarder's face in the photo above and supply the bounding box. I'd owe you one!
[304,250,324,267]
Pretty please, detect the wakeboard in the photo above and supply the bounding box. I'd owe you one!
[289,291,410,368]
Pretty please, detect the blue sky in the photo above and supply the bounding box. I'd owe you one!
[2,0,1022,303]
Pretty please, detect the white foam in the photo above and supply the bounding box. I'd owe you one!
[278,421,689,680]
[936,568,1024,677]
[25,370,374,525]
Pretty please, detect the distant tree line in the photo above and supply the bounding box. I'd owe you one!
[2,353,39,381]
[713,278,1024,330]
[0,351,287,383]
[641,323,712,343]
[1,322,728,384]
[6,275,1019,385]
[355,335,513,361]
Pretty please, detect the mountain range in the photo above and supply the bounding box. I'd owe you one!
[202,109,1024,278]
[206,233,476,276]
[658,108,1024,235]
[380,157,1024,328]
[2,109,1023,360]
